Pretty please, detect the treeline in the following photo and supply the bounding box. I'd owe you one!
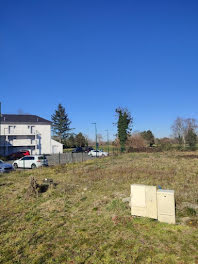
[114,108,198,151]
[62,133,88,148]
[51,104,198,151]
[112,130,156,150]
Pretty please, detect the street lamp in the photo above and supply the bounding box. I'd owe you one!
[91,123,97,157]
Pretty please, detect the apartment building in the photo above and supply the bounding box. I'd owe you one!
[0,114,63,156]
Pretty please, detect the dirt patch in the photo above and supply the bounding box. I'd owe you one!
[180,217,198,227]
[128,147,162,153]
[178,155,198,159]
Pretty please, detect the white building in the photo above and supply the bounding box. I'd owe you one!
[0,114,63,156]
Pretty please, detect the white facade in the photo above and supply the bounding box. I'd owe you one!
[0,115,63,156]
[51,139,63,154]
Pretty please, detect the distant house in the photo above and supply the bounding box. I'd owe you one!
[0,114,63,156]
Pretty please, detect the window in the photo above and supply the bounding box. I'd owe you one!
[21,157,28,160]
[38,156,46,160]
[31,126,35,134]
[9,126,14,134]
[21,157,34,160]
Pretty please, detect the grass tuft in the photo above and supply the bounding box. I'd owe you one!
[0,151,197,263]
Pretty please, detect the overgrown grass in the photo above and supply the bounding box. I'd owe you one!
[0,151,198,263]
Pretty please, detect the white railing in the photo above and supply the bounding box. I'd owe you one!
[11,139,37,146]
[4,130,36,136]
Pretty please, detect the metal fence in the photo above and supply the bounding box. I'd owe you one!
[47,152,93,166]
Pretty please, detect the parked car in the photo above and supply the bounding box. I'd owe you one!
[13,155,48,169]
[0,160,13,173]
[7,150,30,160]
[88,149,95,156]
[84,147,93,153]
[72,147,84,153]
[88,150,108,157]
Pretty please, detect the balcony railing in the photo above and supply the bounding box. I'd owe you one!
[11,140,37,146]
[0,140,37,147]
[3,130,37,136]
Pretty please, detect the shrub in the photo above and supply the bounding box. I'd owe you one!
[126,133,147,150]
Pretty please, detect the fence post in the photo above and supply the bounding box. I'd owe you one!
[71,152,74,163]
[59,152,60,164]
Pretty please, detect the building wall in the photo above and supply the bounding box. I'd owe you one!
[0,123,51,156]
[51,139,63,154]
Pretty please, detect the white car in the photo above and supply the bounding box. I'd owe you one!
[88,150,108,157]
[88,150,95,156]
[13,155,48,169]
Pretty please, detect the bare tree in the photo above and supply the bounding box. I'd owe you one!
[184,118,198,134]
[84,134,94,146]
[112,137,120,148]
[97,134,104,145]
[171,117,185,145]
[127,132,147,149]
[171,117,198,145]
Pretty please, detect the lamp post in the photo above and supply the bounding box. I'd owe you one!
[91,123,97,157]
[105,129,109,155]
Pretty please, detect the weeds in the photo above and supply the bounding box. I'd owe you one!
[0,151,197,263]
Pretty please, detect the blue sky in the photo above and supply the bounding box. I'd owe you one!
[1,0,198,140]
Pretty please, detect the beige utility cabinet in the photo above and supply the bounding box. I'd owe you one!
[157,189,175,224]
[131,184,157,219]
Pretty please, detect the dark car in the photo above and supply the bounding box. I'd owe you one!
[72,147,84,153]
[0,160,13,173]
[84,147,93,153]
[7,150,30,160]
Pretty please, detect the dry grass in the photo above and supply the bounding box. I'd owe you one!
[0,151,198,263]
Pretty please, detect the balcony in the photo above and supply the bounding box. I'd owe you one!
[4,130,37,136]
[11,139,37,146]
[0,140,37,147]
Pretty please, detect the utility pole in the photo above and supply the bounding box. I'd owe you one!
[105,129,109,155]
[91,123,97,157]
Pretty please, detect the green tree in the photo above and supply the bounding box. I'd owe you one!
[140,130,155,146]
[63,134,76,148]
[115,107,133,152]
[51,104,71,143]
[75,133,87,147]
[185,128,197,149]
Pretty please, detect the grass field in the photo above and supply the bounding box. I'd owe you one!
[0,151,198,263]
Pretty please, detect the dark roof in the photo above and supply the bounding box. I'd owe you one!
[0,114,51,124]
